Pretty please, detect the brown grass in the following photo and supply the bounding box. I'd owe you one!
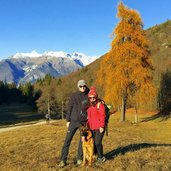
[0,111,171,171]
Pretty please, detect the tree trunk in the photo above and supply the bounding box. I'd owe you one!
[48,94,51,119]
[121,95,127,121]
[61,99,64,120]
[134,106,138,123]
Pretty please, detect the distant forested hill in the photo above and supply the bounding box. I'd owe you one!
[35,20,171,96]
[1,20,171,115]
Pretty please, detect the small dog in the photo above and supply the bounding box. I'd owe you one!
[80,125,95,166]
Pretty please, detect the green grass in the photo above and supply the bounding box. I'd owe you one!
[0,103,44,127]
[0,110,171,170]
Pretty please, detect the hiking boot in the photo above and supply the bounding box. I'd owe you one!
[95,156,106,165]
[59,161,66,168]
[76,159,82,165]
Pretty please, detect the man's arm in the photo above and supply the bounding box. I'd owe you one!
[66,95,74,122]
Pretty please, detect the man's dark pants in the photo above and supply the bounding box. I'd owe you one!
[60,121,82,162]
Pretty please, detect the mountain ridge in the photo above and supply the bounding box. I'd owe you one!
[0,51,100,85]
[9,50,99,66]
[46,20,171,100]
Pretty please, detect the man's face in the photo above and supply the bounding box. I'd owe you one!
[79,85,86,92]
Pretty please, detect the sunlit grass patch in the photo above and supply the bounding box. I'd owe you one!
[0,112,171,170]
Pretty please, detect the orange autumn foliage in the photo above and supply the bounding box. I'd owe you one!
[97,2,156,113]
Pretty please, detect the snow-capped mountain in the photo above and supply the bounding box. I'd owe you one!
[12,50,99,66]
[0,51,100,85]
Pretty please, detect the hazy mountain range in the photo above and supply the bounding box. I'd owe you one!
[0,51,99,85]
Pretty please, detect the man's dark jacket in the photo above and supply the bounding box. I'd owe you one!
[66,88,89,123]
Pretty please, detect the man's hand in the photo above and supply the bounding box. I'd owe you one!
[99,127,104,133]
[66,122,70,128]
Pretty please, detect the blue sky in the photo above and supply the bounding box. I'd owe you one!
[0,0,170,59]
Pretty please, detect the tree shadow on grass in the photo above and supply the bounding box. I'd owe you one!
[141,112,170,122]
[0,112,44,127]
[105,143,171,160]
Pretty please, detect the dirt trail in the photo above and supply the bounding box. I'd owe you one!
[0,120,55,133]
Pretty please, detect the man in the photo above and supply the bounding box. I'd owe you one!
[59,80,89,168]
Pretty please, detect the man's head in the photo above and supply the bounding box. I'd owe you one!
[77,80,87,92]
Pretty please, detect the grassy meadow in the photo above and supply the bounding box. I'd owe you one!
[0,110,171,171]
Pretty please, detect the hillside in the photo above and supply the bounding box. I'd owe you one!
[0,111,171,170]
[146,20,171,74]
[1,20,170,126]
[0,51,99,85]
[36,20,171,103]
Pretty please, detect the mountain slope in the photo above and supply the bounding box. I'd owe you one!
[146,20,171,75]
[47,20,171,99]
[0,51,99,85]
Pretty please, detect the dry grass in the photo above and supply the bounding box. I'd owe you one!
[0,110,171,171]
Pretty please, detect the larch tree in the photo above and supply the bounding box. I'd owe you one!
[97,2,156,122]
